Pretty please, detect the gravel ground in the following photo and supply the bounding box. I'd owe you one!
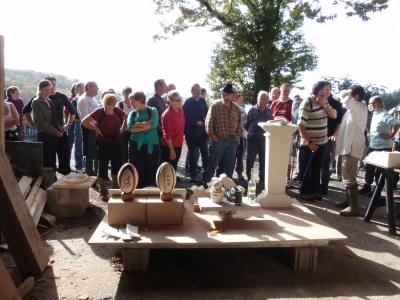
[16,144,400,300]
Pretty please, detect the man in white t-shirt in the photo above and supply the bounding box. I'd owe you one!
[335,85,368,216]
[77,81,99,176]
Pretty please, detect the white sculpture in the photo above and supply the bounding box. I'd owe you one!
[257,119,298,208]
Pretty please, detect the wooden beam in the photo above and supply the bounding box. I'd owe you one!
[0,150,49,277]
[18,176,33,198]
[0,35,5,152]
[0,257,21,300]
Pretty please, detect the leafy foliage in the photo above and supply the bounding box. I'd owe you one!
[153,0,389,102]
[323,75,400,110]
[5,69,78,103]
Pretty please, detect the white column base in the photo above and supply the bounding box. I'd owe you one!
[256,191,293,208]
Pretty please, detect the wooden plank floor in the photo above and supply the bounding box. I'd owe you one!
[89,198,346,249]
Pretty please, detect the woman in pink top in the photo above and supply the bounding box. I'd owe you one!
[161,90,185,170]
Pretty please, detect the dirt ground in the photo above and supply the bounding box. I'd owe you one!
[12,151,400,300]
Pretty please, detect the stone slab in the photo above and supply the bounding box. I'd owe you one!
[198,197,260,212]
[89,199,347,249]
[146,196,184,225]
[108,198,146,227]
[46,187,89,218]
[51,175,97,190]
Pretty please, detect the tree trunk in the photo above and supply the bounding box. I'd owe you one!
[253,65,272,104]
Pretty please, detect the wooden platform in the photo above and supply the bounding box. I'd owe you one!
[89,199,346,271]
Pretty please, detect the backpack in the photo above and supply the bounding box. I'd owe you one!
[130,107,152,122]
[97,107,124,128]
[97,107,125,143]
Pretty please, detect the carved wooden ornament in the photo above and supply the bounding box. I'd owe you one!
[117,163,138,201]
[156,162,176,201]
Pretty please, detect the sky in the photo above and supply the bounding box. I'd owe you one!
[1,0,399,99]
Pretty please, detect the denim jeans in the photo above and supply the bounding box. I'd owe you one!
[68,123,83,170]
[203,137,238,183]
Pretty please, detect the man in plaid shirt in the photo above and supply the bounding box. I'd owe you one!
[203,83,243,185]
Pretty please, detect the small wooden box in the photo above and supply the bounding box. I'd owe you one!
[108,198,146,227]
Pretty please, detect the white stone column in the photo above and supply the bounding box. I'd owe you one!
[256,120,298,208]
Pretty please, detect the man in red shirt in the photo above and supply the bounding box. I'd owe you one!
[270,83,293,122]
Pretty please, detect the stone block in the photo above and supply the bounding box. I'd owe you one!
[146,196,184,225]
[107,198,146,227]
[46,187,89,218]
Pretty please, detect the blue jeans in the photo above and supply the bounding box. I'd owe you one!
[68,123,84,170]
[203,137,238,183]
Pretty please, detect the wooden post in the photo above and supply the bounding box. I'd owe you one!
[0,35,5,152]
[0,150,49,277]
[0,257,21,300]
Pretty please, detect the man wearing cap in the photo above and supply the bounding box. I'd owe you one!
[203,84,243,184]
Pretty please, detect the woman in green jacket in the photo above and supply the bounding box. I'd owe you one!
[127,91,159,188]
[31,80,63,170]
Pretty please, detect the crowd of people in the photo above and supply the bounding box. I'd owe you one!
[3,77,399,214]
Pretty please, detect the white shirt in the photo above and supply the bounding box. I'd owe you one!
[4,102,17,131]
[335,91,368,159]
[77,93,98,119]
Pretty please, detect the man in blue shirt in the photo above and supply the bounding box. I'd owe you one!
[359,96,400,194]
[244,90,273,183]
[183,84,209,183]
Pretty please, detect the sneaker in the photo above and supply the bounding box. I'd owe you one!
[358,185,371,195]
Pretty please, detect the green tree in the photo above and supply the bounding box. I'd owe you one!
[154,0,388,102]
[5,69,78,103]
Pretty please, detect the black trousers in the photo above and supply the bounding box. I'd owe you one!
[129,141,160,188]
[246,135,265,182]
[186,138,209,178]
[97,141,123,179]
[235,137,245,174]
[120,131,131,164]
[38,132,58,170]
[56,132,71,175]
[299,143,327,195]
[161,145,182,170]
